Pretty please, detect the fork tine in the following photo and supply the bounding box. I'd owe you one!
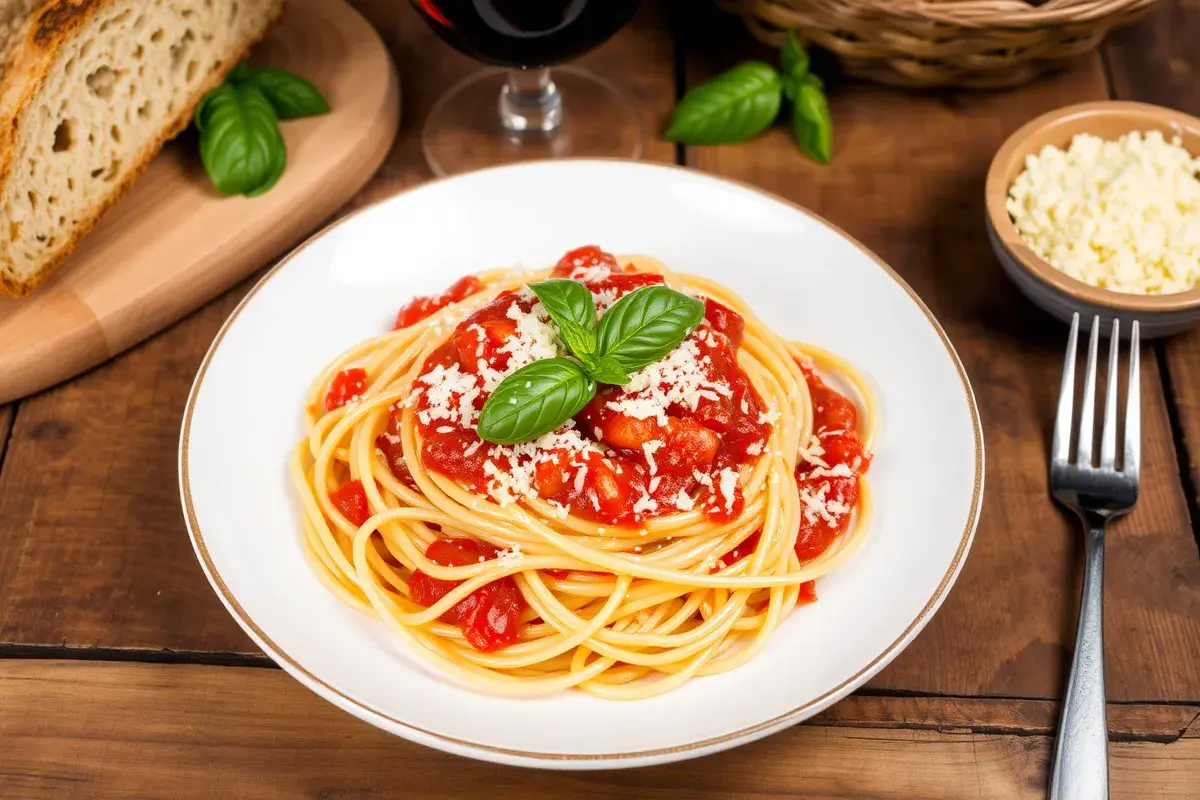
[1076,316,1101,467]
[1100,318,1120,468]
[1125,320,1141,475]
[1052,313,1080,465]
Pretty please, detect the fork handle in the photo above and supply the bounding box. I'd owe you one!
[1050,519,1109,800]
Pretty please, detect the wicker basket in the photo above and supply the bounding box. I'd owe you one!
[715,0,1159,88]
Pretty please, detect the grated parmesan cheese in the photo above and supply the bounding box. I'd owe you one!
[606,336,732,426]
[1007,130,1200,294]
[642,440,664,475]
[496,544,524,566]
[716,468,739,515]
[633,491,658,515]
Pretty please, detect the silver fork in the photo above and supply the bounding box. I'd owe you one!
[1049,312,1141,800]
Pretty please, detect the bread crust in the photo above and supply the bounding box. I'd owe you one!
[0,0,283,297]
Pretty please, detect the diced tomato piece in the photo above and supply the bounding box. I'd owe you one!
[704,480,744,522]
[657,418,720,475]
[421,429,490,491]
[793,474,860,560]
[552,245,619,276]
[798,580,818,605]
[818,433,870,471]
[692,393,735,433]
[426,537,498,567]
[601,413,660,451]
[393,276,483,330]
[330,479,370,527]
[703,298,745,349]
[594,272,664,293]
[409,538,498,622]
[817,394,858,435]
[453,316,518,374]
[533,455,568,498]
[460,580,524,652]
[324,368,367,412]
[587,457,633,521]
[409,538,525,651]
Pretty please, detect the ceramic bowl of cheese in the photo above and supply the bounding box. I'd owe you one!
[985,101,1200,338]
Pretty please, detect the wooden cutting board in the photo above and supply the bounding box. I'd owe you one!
[0,0,399,404]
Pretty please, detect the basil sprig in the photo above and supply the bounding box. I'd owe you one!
[663,62,781,146]
[663,30,833,164]
[196,83,286,197]
[475,359,596,445]
[595,285,706,372]
[476,280,705,444]
[793,75,832,164]
[194,62,329,197]
[530,279,599,357]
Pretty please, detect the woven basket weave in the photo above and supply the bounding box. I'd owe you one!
[715,0,1159,88]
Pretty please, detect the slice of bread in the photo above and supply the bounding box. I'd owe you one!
[0,0,283,296]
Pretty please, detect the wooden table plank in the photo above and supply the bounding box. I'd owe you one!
[679,4,1200,702]
[0,0,677,655]
[1,661,1196,800]
[1104,0,1200,528]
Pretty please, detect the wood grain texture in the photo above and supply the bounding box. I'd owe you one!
[0,283,261,654]
[1104,0,1200,520]
[0,0,400,404]
[0,0,677,655]
[679,2,1200,702]
[1,661,1197,799]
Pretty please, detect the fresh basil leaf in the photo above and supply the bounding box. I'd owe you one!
[586,355,631,386]
[477,359,596,445]
[781,31,809,79]
[793,76,832,164]
[664,61,782,146]
[245,127,287,196]
[530,279,597,357]
[194,81,234,132]
[198,82,286,196]
[245,66,330,119]
[782,73,801,103]
[595,286,706,373]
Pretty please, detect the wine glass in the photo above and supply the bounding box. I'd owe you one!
[411,0,643,176]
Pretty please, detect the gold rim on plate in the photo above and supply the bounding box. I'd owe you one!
[179,159,985,764]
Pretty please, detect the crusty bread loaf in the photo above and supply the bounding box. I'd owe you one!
[0,1,47,70]
[0,0,283,296]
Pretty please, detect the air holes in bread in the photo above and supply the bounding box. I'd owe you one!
[87,66,119,100]
[52,120,73,152]
[171,30,195,71]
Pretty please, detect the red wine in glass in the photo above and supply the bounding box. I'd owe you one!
[413,0,640,67]
[411,0,644,175]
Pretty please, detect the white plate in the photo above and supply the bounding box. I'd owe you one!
[180,160,983,769]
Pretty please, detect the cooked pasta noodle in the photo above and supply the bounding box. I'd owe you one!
[292,248,875,698]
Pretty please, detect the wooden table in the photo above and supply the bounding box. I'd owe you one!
[3,2,1199,797]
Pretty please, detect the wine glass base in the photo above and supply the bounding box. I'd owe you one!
[422,66,643,177]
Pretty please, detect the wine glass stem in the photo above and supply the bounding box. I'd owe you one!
[500,68,563,136]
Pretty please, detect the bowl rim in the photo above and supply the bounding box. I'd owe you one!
[985,100,1200,314]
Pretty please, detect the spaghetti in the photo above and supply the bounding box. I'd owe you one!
[292,246,876,699]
